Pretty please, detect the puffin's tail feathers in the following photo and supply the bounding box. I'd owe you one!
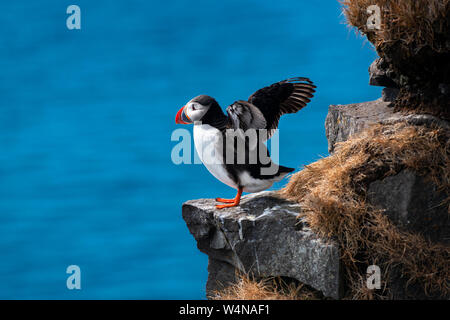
[273,165,295,181]
[278,165,295,174]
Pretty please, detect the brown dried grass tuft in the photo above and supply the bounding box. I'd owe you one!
[281,123,450,299]
[210,273,321,300]
[340,0,450,53]
[341,1,450,120]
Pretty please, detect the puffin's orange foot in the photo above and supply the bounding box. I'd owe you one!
[215,188,243,210]
[215,198,235,203]
[216,202,239,209]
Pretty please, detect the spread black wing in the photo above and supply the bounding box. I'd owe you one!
[226,77,316,140]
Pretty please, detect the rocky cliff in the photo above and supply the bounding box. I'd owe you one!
[182,0,450,300]
[182,99,449,299]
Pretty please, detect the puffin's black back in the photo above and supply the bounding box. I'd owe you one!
[192,95,228,129]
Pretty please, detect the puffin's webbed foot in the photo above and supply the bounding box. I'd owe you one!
[216,203,239,209]
[215,188,243,209]
[215,198,235,203]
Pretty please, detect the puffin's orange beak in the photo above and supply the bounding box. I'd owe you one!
[175,106,192,124]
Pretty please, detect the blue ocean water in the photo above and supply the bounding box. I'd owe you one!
[0,1,380,299]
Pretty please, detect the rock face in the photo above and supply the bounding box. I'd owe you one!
[368,169,449,245]
[325,98,450,153]
[382,87,400,102]
[183,95,449,300]
[182,191,342,299]
[325,100,449,299]
[368,169,449,300]
[369,58,398,88]
[325,99,449,243]
[325,99,393,153]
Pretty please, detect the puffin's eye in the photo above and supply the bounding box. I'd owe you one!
[191,104,196,111]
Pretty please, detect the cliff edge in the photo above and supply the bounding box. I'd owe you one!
[182,0,450,300]
[182,101,449,299]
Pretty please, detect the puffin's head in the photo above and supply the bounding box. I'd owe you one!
[175,95,217,124]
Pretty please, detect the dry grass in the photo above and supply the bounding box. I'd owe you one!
[210,273,321,300]
[281,123,450,299]
[211,123,449,300]
[341,0,450,53]
[341,0,450,118]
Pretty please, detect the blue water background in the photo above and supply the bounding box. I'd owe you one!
[0,1,380,299]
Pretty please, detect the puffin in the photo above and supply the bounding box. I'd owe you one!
[175,77,316,209]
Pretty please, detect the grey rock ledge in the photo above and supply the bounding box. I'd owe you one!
[182,191,342,299]
[325,98,450,153]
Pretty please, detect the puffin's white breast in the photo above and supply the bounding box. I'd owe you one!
[193,124,238,190]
